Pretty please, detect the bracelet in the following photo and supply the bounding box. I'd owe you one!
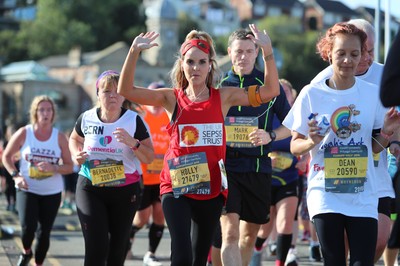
[263,53,274,61]
[390,140,400,146]
[380,130,394,140]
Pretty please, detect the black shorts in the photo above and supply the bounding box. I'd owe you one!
[138,184,161,211]
[378,196,392,217]
[270,180,298,206]
[224,171,271,224]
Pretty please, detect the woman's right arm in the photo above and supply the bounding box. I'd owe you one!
[290,119,324,156]
[2,127,25,175]
[69,129,88,166]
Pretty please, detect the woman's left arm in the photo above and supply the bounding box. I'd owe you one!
[56,132,74,175]
[132,137,154,164]
[372,107,400,153]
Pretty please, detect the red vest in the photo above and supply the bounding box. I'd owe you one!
[160,87,227,200]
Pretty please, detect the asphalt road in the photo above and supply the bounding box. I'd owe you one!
[0,193,389,266]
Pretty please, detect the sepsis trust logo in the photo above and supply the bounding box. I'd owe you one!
[181,126,199,145]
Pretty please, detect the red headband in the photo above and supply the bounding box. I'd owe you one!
[180,39,210,56]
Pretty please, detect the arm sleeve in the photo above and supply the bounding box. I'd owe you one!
[74,114,84,137]
[380,30,400,107]
[134,115,150,141]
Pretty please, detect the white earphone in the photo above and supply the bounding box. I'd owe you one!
[209,65,212,72]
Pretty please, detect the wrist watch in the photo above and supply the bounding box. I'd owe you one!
[11,170,19,177]
[268,131,276,141]
[131,139,141,151]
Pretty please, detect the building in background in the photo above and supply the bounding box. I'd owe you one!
[0,60,89,132]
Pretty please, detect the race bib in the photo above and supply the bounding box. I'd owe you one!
[29,164,54,180]
[225,116,258,148]
[89,158,125,186]
[324,145,368,193]
[269,151,294,172]
[146,154,164,174]
[168,152,211,197]
[26,153,59,180]
[373,152,380,167]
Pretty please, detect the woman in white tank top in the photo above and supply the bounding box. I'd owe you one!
[2,95,73,266]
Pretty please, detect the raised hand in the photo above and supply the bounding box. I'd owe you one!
[247,24,272,52]
[131,31,159,52]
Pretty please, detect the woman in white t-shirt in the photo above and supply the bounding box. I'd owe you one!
[283,22,400,266]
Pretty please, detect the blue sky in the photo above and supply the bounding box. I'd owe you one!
[338,0,400,19]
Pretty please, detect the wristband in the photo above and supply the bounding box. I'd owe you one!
[380,130,393,140]
[131,139,141,151]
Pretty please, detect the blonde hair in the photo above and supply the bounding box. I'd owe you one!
[96,71,120,107]
[170,30,220,89]
[29,95,56,124]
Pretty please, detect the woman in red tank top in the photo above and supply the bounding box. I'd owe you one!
[118,24,280,266]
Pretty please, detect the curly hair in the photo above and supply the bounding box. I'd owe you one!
[316,22,367,62]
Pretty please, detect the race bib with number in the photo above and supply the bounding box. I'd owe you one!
[26,153,59,180]
[225,116,258,148]
[89,158,125,187]
[324,145,368,193]
[168,152,211,197]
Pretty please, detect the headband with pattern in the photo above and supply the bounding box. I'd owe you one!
[180,39,210,56]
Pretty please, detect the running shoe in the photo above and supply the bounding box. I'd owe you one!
[143,252,162,266]
[309,244,322,262]
[285,247,298,266]
[268,242,277,256]
[17,252,32,266]
[249,248,263,266]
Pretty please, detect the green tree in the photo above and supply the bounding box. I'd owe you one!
[63,0,145,50]
[258,16,327,91]
[0,30,29,63]
[2,0,144,62]
[16,0,94,59]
